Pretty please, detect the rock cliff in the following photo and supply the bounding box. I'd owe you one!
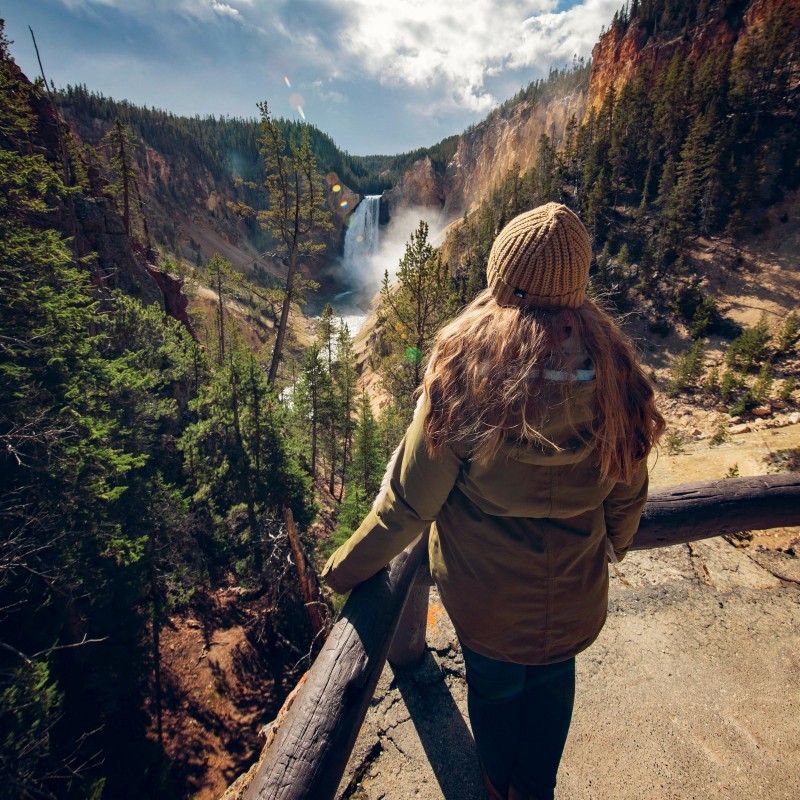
[383,155,447,218]
[442,87,587,218]
[20,62,193,324]
[382,83,588,223]
[587,0,800,114]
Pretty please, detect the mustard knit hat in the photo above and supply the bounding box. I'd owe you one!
[486,203,592,309]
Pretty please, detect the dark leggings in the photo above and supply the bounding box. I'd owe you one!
[461,642,575,800]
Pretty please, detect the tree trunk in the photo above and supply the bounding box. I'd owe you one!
[268,247,298,386]
[632,474,800,549]
[283,507,326,637]
[229,353,262,573]
[387,565,430,668]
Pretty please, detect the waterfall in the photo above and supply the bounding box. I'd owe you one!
[334,195,381,334]
[343,195,381,271]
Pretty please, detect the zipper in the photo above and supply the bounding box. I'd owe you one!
[543,527,553,661]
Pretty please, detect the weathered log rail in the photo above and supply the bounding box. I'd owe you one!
[241,474,800,800]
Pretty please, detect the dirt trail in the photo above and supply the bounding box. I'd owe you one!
[339,541,800,800]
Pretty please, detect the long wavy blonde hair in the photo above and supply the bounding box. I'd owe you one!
[421,290,665,484]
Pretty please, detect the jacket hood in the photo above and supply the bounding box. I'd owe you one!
[500,379,597,466]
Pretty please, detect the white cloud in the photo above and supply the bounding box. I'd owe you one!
[57,0,613,116]
[60,0,248,22]
[329,0,614,114]
[313,80,347,104]
[45,0,615,151]
[211,2,241,19]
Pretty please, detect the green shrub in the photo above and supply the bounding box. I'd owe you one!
[665,430,686,455]
[778,376,796,403]
[751,363,773,405]
[709,424,728,447]
[720,369,743,402]
[725,312,772,372]
[704,365,720,397]
[731,388,755,417]
[690,296,720,337]
[667,339,704,396]
[776,311,798,356]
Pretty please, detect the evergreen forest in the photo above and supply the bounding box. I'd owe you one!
[1,0,799,797]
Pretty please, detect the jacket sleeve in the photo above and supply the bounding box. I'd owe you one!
[603,459,649,562]
[321,395,462,594]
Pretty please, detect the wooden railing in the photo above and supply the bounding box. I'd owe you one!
[241,474,800,800]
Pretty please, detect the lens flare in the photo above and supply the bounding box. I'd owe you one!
[284,76,291,88]
[332,184,341,193]
[289,92,305,120]
[356,235,364,242]
[405,347,422,364]
[340,200,349,208]
[326,172,339,186]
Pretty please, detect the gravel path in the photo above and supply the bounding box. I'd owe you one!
[338,541,800,800]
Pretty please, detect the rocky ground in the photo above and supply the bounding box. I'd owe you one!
[338,540,800,800]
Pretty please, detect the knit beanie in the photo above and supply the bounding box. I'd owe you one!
[486,203,592,309]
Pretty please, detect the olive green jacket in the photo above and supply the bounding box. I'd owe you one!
[321,383,648,664]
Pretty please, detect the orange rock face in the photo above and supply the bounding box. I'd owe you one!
[587,0,800,116]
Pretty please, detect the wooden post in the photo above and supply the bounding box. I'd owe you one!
[388,563,432,669]
[243,532,428,800]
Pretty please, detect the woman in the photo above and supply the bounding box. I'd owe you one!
[322,203,664,800]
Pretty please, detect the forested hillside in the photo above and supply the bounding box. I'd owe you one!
[437,0,799,416]
[0,25,330,799]
[3,1,800,798]
[56,85,465,277]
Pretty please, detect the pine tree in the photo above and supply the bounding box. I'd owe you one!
[351,392,384,500]
[333,321,358,501]
[534,133,559,203]
[586,167,612,243]
[379,221,456,416]
[205,253,239,365]
[296,344,332,481]
[179,343,311,574]
[255,103,333,386]
[334,393,384,543]
[101,116,149,246]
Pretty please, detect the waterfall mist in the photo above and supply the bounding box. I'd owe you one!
[333,199,451,332]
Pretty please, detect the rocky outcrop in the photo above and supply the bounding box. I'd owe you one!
[73,196,164,308]
[384,155,446,218]
[13,59,174,313]
[326,181,361,257]
[21,62,203,331]
[380,86,587,223]
[386,0,799,224]
[145,266,196,337]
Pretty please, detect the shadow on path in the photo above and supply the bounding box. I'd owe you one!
[393,652,485,800]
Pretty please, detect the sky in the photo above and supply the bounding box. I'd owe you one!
[3,0,619,156]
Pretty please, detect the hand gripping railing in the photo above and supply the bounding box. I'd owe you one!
[238,474,800,800]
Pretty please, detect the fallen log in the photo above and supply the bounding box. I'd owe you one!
[632,474,800,550]
[242,532,429,800]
